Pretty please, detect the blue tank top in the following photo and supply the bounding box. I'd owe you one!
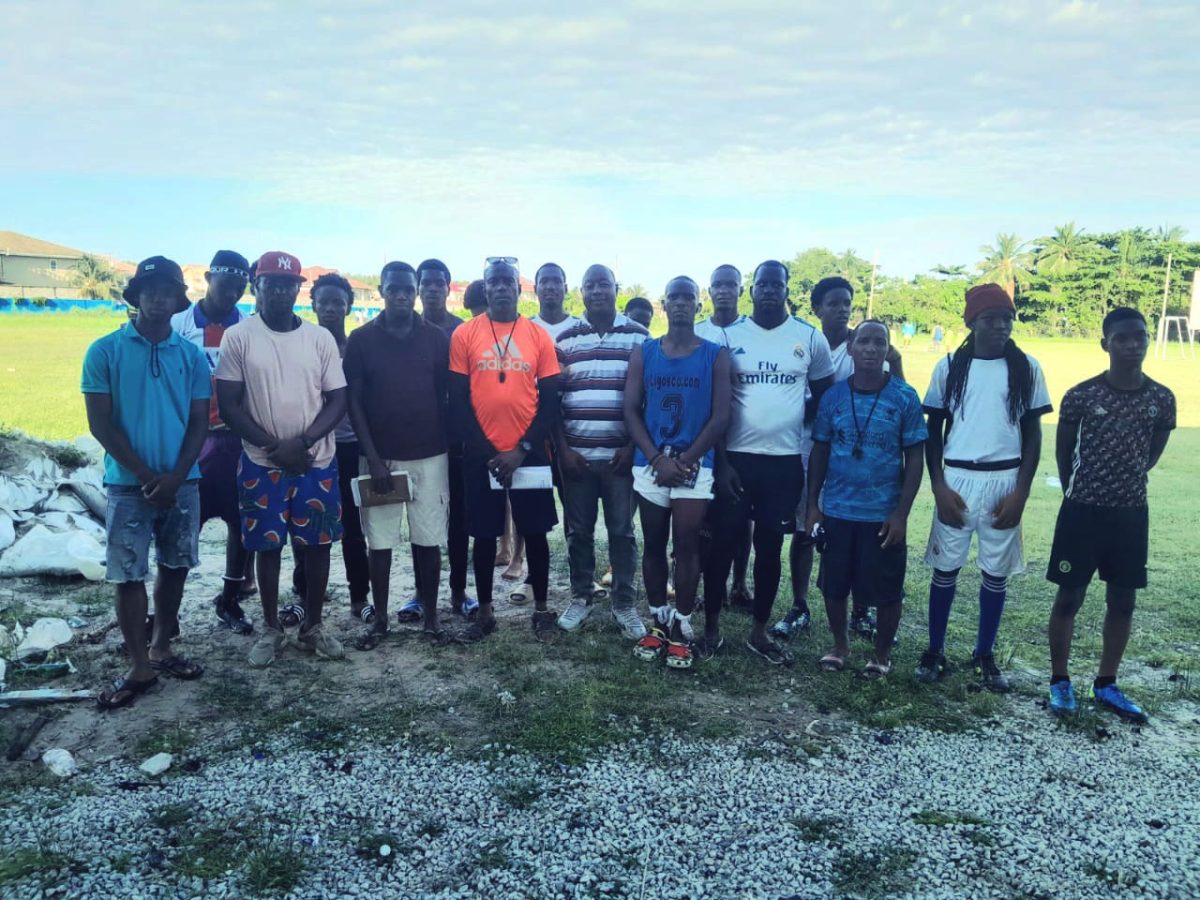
[635,337,722,468]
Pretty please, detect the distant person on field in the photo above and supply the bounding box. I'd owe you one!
[624,276,730,669]
[806,321,926,677]
[345,261,452,649]
[916,284,1052,692]
[216,251,348,667]
[449,259,562,642]
[84,256,210,709]
[623,296,654,331]
[171,250,256,635]
[932,323,944,352]
[290,273,372,626]
[554,264,649,640]
[1046,308,1175,722]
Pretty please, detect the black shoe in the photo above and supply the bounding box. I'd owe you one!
[769,608,811,641]
[972,651,1011,693]
[214,595,254,635]
[849,612,876,639]
[915,650,947,684]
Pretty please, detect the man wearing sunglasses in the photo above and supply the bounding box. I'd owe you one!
[449,259,562,641]
[216,251,349,668]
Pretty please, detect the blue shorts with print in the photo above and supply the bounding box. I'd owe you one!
[237,453,343,552]
[105,482,201,583]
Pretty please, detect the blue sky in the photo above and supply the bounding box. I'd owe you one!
[3,0,1198,291]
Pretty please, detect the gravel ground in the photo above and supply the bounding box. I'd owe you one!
[2,710,1197,899]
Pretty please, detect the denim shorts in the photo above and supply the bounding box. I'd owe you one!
[105,482,201,583]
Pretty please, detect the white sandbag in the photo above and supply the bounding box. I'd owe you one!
[23,457,63,483]
[63,481,106,519]
[0,475,48,514]
[42,748,78,777]
[0,525,106,580]
[0,515,13,552]
[139,752,173,776]
[41,488,88,515]
[37,512,105,541]
[15,617,74,660]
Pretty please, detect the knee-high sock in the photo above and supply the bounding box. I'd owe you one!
[928,568,959,653]
[975,572,1007,656]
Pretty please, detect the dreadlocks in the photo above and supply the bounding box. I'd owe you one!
[944,333,1034,425]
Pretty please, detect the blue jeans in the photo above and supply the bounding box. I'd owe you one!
[561,467,637,608]
[104,482,200,583]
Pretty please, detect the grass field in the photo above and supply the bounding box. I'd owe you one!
[1,310,1197,737]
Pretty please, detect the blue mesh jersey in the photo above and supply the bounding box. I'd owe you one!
[634,337,722,469]
[812,376,928,522]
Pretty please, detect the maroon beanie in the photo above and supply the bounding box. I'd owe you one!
[964,283,1014,326]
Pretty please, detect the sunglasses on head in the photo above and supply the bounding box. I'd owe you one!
[486,256,519,267]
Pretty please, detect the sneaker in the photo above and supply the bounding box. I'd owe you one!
[215,597,254,635]
[1092,684,1148,723]
[769,608,811,641]
[849,611,876,639]
[915,650,947,684]
[296,625,345,660]
[557,598,593,632]
[1049,680,1077,716]
[248,626,288,668]
[611,606,647,640]
[972,651,1011,693]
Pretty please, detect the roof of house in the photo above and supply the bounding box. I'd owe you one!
[0,231,85,259]
[301,266,373,292]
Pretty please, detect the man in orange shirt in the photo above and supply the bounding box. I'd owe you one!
[450,259,562,641]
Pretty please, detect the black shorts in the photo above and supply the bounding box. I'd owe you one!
[711,451,804,535]
[197,430,241,525]
[1046,499,1148,590]
[463,450,559,540]
[816,516,906,607]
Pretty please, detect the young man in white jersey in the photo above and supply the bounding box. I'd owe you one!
[706,260,835,665]
[917,283,1053,692]
[771,276,905,641]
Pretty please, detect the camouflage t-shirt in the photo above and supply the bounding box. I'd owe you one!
[1060,374,1175,507]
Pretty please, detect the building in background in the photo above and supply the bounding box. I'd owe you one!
[0,231,85,298]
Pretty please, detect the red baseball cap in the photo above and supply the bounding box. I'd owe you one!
[255,251,306,281]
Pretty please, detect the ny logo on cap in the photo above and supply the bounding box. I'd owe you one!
[276,256,293,271]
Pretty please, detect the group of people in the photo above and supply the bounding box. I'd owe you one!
[81,251,1174,725]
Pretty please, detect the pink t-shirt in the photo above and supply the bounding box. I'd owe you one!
[215,315,347,468]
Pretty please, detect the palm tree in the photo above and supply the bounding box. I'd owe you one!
[1155,224,1186,244]
[72,254,123,300]
[930,263,968,279]
[977,233,1033,297]
[1036,222,1089,277]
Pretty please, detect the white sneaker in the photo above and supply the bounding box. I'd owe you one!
[248,626,288,668]
[557,598,592,632]
[611,606,647,640]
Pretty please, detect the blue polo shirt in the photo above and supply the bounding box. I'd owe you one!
[81,322,212,486]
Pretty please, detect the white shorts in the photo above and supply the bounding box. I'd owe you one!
[632,464,714,508]
[924,467,1025,577]
[359,453,449,550]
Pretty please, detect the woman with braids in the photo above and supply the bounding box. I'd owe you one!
[916,284,1052,692]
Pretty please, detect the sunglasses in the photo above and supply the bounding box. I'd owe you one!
[486,256,519,267]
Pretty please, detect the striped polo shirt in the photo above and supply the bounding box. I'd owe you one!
[556,313,649,462]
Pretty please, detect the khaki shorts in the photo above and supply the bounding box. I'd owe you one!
[359,453,449,550]
[632,464,714,508]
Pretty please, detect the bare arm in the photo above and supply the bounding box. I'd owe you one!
[886,346,906,382]
[1148,430,1171,470]
[879,442,925,548]
[1055,418,1078,490]
[992,416,1043,529]
[301,387,347,447]
[84,393,155,485]
[216,379,277,450]
[805,374,834,422]
[347,375,391,491]
[805,441,830,525]
[925,409,967,528]
[144,398,209,506]
[622,345,657,462]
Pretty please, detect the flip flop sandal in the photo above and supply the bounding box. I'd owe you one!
[422,628,453,647]
[694,635,725,661]
[396,598,423,623]
[665,640,694,670]
[633,626,668,661]
[97,675,159,710]
[862,660,892,679]
[531,611,560,643]
[452,596,480,619]
[591,583,610,601]
[455,618,499,643]
[509,584,534,605]
[819,653,848,672]
[746,640,796,667]
[279,604,306,629]
[355,629,387,651]
[149,655,204,680]
[355,604,377,625]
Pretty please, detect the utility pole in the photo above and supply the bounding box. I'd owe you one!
[1156,252,1172,358]
[867,250,878,319]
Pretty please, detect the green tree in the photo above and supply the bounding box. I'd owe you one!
[72,254,123,300]
[1035,222,1089,277]
[976,233,1034,298]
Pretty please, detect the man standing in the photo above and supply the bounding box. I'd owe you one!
[171,250,255,635]
[85,256,209,708]
[216,251,348,667]
[554,264,649,639]
[1046,309,1174,721]
[623,297,654,331]
[345,261,451,649]
[624,277,730,669]
[530,262,582,339]
[449,260,562,641]
[706,261,834,665]
[696,263,752,612]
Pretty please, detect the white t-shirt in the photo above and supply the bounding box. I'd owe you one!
[695,315,744,347]
[724,316,835,455]
[530,314,582,341]
[923,353,1052,464]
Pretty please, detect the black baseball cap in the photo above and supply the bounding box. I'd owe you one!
[208,250,250,279]
[122,255,190,312]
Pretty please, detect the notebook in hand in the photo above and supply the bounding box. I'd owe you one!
[489,465,554,491]
[350,471,413,508]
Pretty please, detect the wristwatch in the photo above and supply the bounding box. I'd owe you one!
[518,439,533,453]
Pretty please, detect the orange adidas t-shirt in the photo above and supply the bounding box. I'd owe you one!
[449,314,560,452]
